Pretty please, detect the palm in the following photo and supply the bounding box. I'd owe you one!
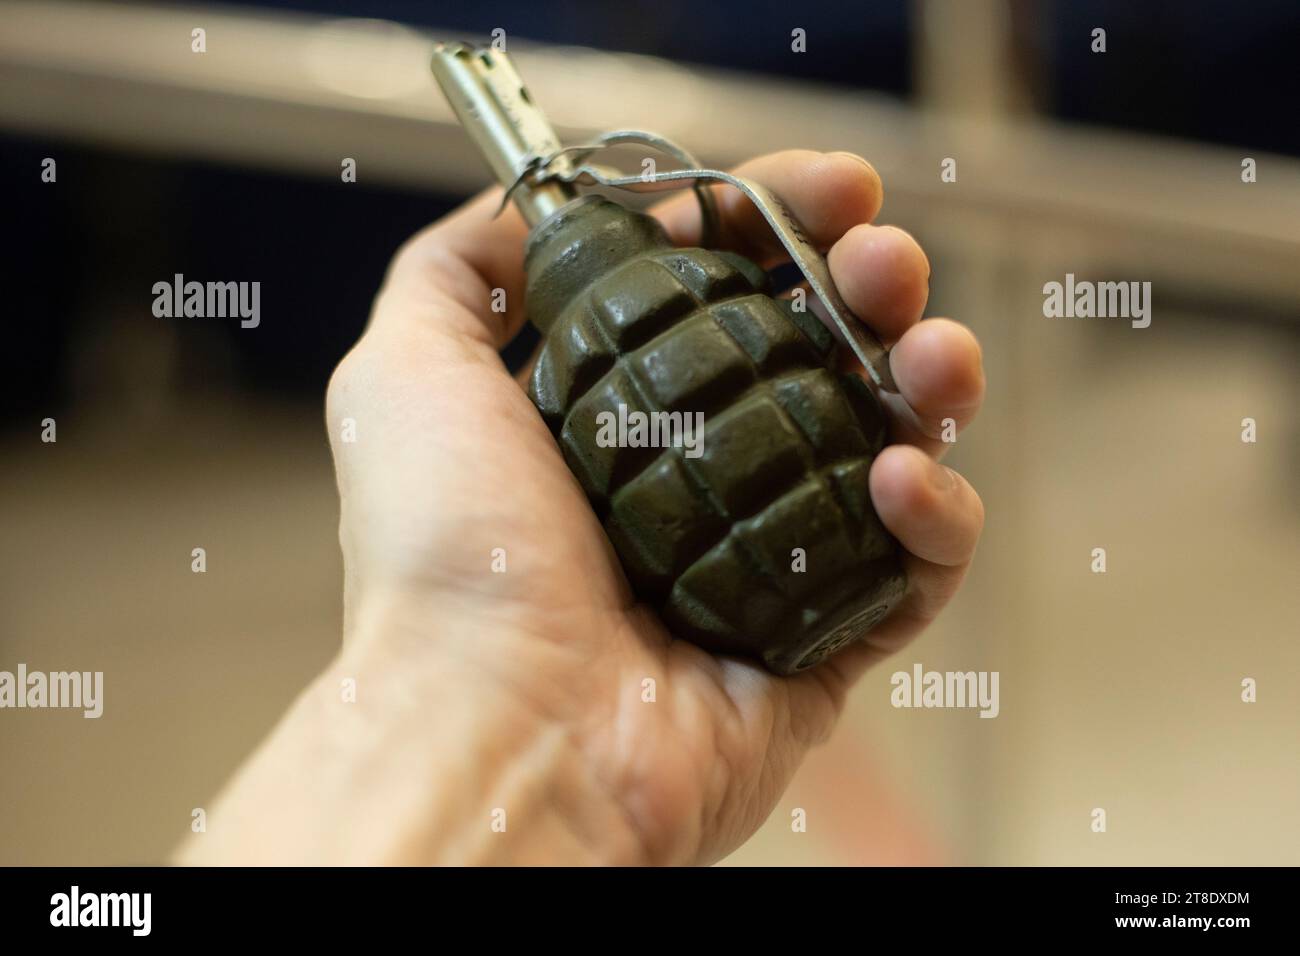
[342,290,856,863]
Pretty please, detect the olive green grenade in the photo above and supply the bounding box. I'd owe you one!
[431,43,906,673]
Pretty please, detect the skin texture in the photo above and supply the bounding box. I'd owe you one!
[176,151,985,866]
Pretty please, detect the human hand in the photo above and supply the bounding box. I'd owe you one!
[179,150,984,867]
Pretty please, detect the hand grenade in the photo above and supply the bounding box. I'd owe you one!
[432,43,907,674]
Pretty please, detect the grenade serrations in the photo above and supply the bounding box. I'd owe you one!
[527,197,906,673]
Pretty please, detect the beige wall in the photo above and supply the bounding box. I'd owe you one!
[3,262,1295,866]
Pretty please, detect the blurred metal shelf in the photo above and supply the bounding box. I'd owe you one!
[3,0,1299,307]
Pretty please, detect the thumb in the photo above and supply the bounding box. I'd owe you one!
[377,188,531,350]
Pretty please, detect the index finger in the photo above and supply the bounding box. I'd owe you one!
[650,150,885,266]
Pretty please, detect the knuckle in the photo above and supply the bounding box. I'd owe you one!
[326,342,376,421]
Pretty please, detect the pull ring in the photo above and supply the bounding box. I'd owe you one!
[506,130,897,392]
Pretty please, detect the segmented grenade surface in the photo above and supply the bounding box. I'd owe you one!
[529,244,905,672]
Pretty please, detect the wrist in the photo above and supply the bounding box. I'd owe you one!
[179,602,647,866]
[332,633,646,866]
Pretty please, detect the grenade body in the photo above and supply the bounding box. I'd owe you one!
[526,197,906,673]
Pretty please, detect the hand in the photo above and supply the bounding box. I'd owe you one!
[178,150,984,867]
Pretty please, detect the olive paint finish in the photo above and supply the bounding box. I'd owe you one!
[526,197,907,674]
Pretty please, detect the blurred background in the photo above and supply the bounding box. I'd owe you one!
[1,0,1297,865]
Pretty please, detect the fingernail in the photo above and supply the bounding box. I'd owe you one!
[884,225,931,279]
[831,150,876,174]
[930,461,957,492]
